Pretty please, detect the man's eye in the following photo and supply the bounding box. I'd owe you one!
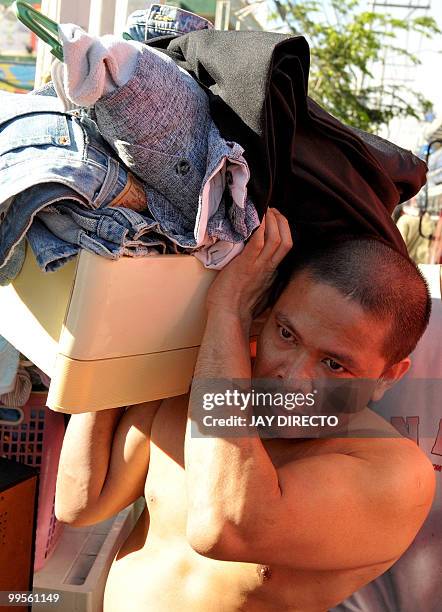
[322,358,345,373]
[278,325,293,341]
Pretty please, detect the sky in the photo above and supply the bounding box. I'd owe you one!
[373,0,442,149]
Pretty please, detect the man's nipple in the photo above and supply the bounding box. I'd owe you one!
[257,564,272,582]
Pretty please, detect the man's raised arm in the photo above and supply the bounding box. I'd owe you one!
[184,209,292,555]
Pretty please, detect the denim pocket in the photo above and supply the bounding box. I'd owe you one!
[0,112,71,156]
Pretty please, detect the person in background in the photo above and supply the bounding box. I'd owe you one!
[391,203,404,224]
[429,210,442,264]
[396,199,436,264]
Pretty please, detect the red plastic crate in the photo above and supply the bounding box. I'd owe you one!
[0,392,65,571]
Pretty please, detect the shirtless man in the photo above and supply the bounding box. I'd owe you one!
[55,209,435,612]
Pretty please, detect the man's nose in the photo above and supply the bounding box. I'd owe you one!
[276,354,315,392]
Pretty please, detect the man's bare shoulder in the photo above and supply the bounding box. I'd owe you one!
[211,432,436,569]
[282,432,436,521]
[350,435,435,503]
[340,406,435,496]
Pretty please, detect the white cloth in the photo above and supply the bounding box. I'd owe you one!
[50,59,78,112]
[194,240,244,270]
[55,24,141,108]
[0,367,32,407]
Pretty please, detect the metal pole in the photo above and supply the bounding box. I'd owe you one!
[215,0,231,31]
[373,2,430,8]
[113,0,129,35]
[89,0,117,36]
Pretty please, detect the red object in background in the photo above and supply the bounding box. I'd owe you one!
[0,393,65,571]
[0,457,38,611]
[29,2,41,53]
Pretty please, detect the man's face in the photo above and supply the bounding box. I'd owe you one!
[253,270,391,384]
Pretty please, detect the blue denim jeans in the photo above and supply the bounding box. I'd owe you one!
[0,91,152,272]
[0,238,26,285]
[124,3,213,43]
[25,185,175,272]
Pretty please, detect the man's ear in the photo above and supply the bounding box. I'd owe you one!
[371,357,411,402]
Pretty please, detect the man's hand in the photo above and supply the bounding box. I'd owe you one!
[206,208,293,329]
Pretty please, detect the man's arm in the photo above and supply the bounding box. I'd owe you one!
[185,208,289,553]
[55,400,160,527]
[185,209,435,570]
[188,431,434,570]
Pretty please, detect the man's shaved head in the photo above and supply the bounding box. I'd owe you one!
[271,237,431,366]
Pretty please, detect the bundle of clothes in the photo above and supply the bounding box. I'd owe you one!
[0,2,427,287]
[0,3,429,400]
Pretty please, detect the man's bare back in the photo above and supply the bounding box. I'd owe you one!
[102,395,431,612]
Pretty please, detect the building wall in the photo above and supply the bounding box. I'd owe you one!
[0,1,40,92]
